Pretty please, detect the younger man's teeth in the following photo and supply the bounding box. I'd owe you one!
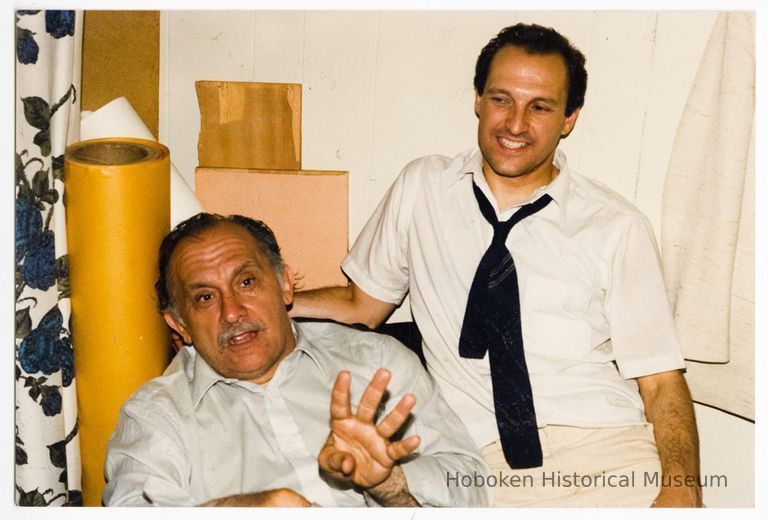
[499,137,526,149]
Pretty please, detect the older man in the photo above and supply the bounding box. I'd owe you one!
[102,213,488,507]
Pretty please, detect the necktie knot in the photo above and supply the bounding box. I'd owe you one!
[471,182,553,244]
[490,222,511,245]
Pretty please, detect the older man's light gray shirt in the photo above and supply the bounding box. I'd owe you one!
[103,321,489,507]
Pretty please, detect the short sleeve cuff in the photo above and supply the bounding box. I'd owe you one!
[342,256,408,304]
[617,351,686,380]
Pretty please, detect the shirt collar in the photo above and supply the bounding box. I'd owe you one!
[291,321,328,377]
[448,147,571,226]
[187,319,327,408]
[543,149,571,226]
[446,148,484,189]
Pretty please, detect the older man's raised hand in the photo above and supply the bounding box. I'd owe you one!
[318,368,421,506]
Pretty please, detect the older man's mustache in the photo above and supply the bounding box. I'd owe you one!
[218,321,264,346]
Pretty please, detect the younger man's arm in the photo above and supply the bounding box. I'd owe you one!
[291,282,396,329]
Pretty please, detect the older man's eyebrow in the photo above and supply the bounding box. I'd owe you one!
[182,260,262,292]
[232,260,261,278]
[182,280,215,295]
[185,281,213,290]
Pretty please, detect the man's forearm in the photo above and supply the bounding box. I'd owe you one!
[291,285,358,322]
[291,283,395,329]
[366,465,419,507]
[201,487,311,507]
[638,370,702,507]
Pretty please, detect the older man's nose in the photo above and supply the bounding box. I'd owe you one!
[221,292,247,323]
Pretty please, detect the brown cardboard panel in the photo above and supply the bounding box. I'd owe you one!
[195,167,348,289]
[81,11,159,137]
[196,81,302,170]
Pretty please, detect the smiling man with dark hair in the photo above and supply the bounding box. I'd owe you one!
[293,23,702,507]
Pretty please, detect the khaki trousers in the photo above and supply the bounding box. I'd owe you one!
[479,424,662,507]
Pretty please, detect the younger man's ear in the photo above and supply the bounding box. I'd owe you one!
[561,107,581,138]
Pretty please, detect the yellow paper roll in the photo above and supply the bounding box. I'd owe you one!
[65,138,170,506]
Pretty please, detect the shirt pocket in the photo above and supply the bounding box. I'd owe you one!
[522,275,594,362]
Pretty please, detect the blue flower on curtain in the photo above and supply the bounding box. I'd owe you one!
[15,198,43,263]
[15,9,78,68]
[16,10,40,65]
[45,11,76,39]
[18,307,74,383]
[15,9,82,507]
[15,147,75,420]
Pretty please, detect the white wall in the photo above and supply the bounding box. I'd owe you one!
[158,10,754,506]
[160,10,718,240]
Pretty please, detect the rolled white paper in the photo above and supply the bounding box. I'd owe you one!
[80,97,203,227]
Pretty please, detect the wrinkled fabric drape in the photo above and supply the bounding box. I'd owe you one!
[15,10,83,505]
[661,12,754,419]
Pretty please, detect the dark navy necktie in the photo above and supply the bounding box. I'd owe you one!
[459,182,552,469]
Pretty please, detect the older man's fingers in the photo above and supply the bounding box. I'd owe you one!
[329,450,355,476]
[387,435,421,461]
[330,371,353,420]
[319,439,356,476]
[356,368,391,423]
[376,393,416,438]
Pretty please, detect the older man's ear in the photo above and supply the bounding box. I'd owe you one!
[164,312,192,346]
[281,265,296,307]
[169,331,187,353]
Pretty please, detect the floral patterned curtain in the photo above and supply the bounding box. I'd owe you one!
[15,10,83,506]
